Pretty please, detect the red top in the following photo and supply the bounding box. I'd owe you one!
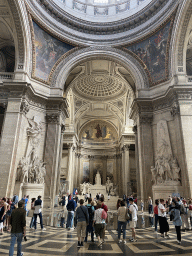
[154,205,158,215]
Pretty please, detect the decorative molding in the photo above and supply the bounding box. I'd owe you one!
[177,1,192,67]
[7,0,24,66]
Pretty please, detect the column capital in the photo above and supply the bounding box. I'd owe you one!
[46,113,60,124]
[20,101,29,115]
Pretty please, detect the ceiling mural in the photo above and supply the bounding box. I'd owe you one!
[32,21,74,82]
[125,18,174,86]
[79,120,118,146]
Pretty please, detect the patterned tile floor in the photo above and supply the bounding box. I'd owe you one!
[1,224,192,255]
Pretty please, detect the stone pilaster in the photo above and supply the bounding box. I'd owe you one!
[130,100,154,202]
[101,155,108,184]
[44,99,68,209]
[122,144,130,196]
[0,87,29,197]
[88,155,94,184]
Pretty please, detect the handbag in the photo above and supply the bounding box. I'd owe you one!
[125,208,131,221]
[27,209,34,217]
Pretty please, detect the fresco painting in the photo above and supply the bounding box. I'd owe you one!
[81,121,117,143]
[83,161,89,182]
[127,21,171,84]
[33,22,74,81]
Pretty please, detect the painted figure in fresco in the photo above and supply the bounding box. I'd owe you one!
[95,124,102,138]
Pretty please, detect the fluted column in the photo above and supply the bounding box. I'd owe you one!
[122,144,130,196]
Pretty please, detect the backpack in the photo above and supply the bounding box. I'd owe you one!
[189,204,192,211]
[86,205,94,222]
[101,209,107,220]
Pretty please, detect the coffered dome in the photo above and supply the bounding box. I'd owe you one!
[73,73,125,99]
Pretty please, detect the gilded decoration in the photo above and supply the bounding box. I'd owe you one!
[80,121,118,146]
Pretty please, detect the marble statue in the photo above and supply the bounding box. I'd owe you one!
[171,158,181,181]
[80,182,91,195]
[95,171,101,185]
[106,177,113,194]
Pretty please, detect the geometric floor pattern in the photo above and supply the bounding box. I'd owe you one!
[1,225,192,255]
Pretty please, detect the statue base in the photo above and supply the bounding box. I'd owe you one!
[152,184,183,202]
[14,182,44,211]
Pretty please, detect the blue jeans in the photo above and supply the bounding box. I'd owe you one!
[66,211,74,228]
[155,214,159,231]
[149,205,153,214]
[30,216,35,228]
[118,221,126,240]
[9,233,23,256]
[34,212,43,229]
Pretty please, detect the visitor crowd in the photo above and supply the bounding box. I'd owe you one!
[1,193,192,254]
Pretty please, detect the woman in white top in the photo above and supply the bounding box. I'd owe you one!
[93,202,106,247]
[158,199,169,238]
[117,200,127,244]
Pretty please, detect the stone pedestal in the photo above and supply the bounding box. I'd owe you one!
[22,183,44,210]
[152,184,182,202]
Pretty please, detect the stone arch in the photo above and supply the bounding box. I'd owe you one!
[6,0,32,72]
[50,46,150,94]
[171,0,192,74]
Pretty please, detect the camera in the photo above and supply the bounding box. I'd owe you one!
[24,236,27,242]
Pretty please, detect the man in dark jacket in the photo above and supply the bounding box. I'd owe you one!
[9,200,26,256]
[66,197,76,230]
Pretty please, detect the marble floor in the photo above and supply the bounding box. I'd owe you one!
[1,224,192,255]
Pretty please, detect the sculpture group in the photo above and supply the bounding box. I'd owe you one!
[151,157,180,185]
[17,155,46,184]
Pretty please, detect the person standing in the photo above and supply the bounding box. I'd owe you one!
[0,199,6,235]
[29,198,36,229]
[158,199,169,238]
[66,196,76,230]
[169,199,182,244]
[85,198,95,242]
[148,196,153,214]
[33,196,46,231]
[117,200,127,244]
[9,200,26,256]
[93,202,106,248]
[154,199,159,236]
[12,194,19,206]
[129,198,138,242]
[76,199,89,248]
